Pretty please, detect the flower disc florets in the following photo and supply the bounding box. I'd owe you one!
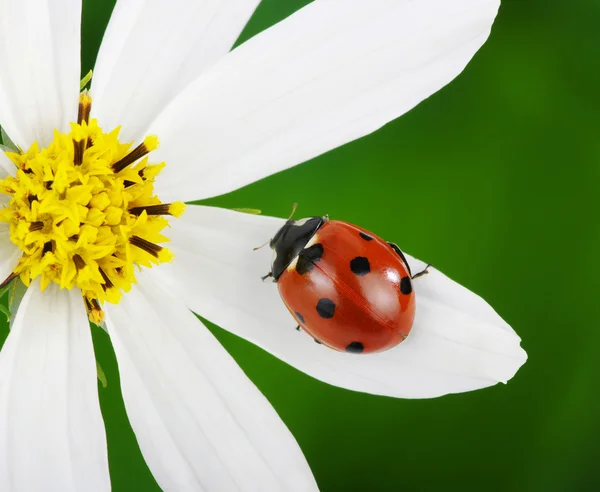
[0,94,184,322]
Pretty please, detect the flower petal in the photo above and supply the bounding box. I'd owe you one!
[92,0,260,144]
[0,224,20,282]
[0,151,13,179]
[0,0,81,148]
[104,274,318,492]
[150,205,526,399]
[149,0,500,202]
[0,281,110,491]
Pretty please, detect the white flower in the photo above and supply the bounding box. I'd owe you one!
[0,0,524,491]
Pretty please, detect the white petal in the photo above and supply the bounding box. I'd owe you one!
[0,281,110,491]
[0,150,13,178]
[150,205,526,399]
[92,0,260,143]
[0,224,19,283]
[149,0,500,202]
[104,274,318,492]
[0,0,81,148]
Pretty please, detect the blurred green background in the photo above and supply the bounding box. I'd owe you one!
[2,0,599,490]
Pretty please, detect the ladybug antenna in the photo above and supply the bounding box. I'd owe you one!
[287,203,298,220]
[253,238,271,251]
[253,203,298,251]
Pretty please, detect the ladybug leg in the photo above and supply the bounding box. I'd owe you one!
[412,264,432,280]
[261,271,273,281]
[388,242,432,280]
[296,325,301,331]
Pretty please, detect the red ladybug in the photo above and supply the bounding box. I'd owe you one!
[264,215,430,354]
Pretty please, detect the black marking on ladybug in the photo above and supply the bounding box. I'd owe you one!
[295,312,305,324]
[269,216,326,280]
[346,341,364,353]
[316,298,336,319]
[314,338,322,345]
[400,276,412,295]
[350,256,370,276]
[388,242,413,277]
[359,232,373,241]
[296,243,324,275]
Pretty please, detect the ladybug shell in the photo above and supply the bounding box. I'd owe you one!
[277,220,415,354]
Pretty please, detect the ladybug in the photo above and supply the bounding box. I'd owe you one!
[263,214,430,354]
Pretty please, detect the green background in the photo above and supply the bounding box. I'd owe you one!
[2,0,599,490]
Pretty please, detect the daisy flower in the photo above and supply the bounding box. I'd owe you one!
[0,0,525,490]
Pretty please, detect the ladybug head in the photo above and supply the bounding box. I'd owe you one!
[269,216,327,281]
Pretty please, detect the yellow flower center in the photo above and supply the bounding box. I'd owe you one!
[0,92,184,323]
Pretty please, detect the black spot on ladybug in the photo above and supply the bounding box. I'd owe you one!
[400,276,412,295]
[295,312,305,324]
[296,243,324,275]
[359,232,373,241]
[346,341,364,353]
[316,298,336,319]
[350,256,370,276]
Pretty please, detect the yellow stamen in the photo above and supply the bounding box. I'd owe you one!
[129,201,186,218]
[85,297,105,324]
[0,93,181,321]
[112,135,159,173]
[77,90,92,125]
[168,202,186,218]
